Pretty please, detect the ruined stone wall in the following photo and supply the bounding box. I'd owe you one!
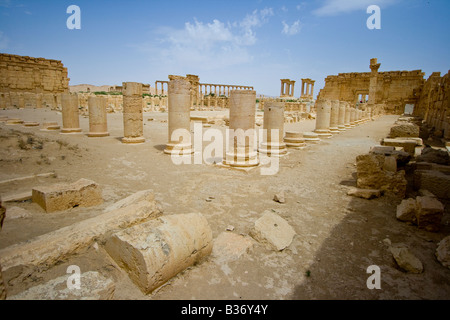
[0,53,69,109]
[318,70,425,114]
[414,71,450,138]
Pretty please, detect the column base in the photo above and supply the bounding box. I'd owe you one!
[88,132,110,137]
[164,143,194,155]
[314,129,332,138]
[23,122,40,127]
[258,142,288,157]
[61,128,82,134]
[329,127,340,134]
[304,132,321,143]
[224,151,259,167]
[338,125,346,132]
[122,136,145,144]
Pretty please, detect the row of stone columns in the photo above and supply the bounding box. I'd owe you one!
[313,99,372,138]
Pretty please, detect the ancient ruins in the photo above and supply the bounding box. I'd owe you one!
[0,52,449,301]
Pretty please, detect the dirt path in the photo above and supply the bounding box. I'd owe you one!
[0,109,449,299]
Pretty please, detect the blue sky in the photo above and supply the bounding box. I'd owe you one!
[0,0,449,97]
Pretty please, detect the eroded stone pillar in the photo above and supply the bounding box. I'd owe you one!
[61,93,82,133]
[344,103,352,129]
[224,90,259,167]
[314,99,332,138]
[164,78,193,155]
[338,101,347,131]
[329,100,340,134]
[284,131,306,149]
[350,107,357,127]
[122,82,145,144]
[88,96,109,137]
[259,101,287,156]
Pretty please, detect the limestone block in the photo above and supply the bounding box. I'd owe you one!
[381,138,422,155]
[32,179,103,213]
[9,271,115,300]
[250,211,296,251]
[396,198,417,222]
[416,146,450,165]
[4,206,32,221]
[389,245,423,274]
[415,196,444,232]
[413,170,450,199]
[356,154,407,198]
[389,123,420,138]
[436,236,450,269]
[0,195,161,272]
[105,213,212,294]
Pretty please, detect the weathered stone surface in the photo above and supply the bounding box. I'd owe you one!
[436,236,450,269]
[250,211,296,251]
[0,195,161,272]
[396,198,417,222]
[356,153,407,198]
[9,271,115,300]
[347,188,381,200]
[381,138,422,156]
[413,170,450,199]
[389,245,423,273]
[4,206,32,221]
[416,146,450,165]
[32,178,103,213]
[389,123,420,138]
[0,201,6,300]
[212,232,254,263]
[415,196,444,232]
[105,213,212,294]
[104,189,154,212]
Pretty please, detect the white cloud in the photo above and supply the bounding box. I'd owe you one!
[282,20,302,36]
[0,31,9,50]
[313,0,398,16]
[141,8,274,72]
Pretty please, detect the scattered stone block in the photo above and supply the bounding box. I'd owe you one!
[273,191,285,204]
[105,213,212,294]
[416,146,450,165]
[413,170,450,199]
[389,245,423,274]
[436,236,450,270]
[103,189,154,212]
[250,211,296,251]
[9,271,115,300]
[356,153,407,198]
[415,196,444,232]
[32,178,103,213]
[396,198,417,222]
[0,194,161,272]
[389,123,420,138]
[347,188,381,200]
[381,138,422,156]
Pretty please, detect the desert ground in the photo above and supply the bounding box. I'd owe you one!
[0,108,449,300]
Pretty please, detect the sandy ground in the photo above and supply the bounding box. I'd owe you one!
[0,108,449,300]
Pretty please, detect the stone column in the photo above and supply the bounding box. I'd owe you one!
[61,93,82,133]
[338,101,347,131]
[259,101,287,156]
[122,82,145,144]
[284,131,306,149]
[329,100,340,134]
[344,103,352,128]
[314,99,332,138]
[88,96,109,137]
[164,78,193,155]
[350,107,357,127]
[310,81,315,98]
[224,90,259,167]
[368,58,381,106]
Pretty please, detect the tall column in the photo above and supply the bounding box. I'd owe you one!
[310,81,315,98]
[122,82,145,144]
[337,101,347,131]
[88,96,109,137]
[61,93,82,133]
[329,100,340,134]
[368,58,381,106]
[224,90,258,167]
[314,99,332,138]
[259,101,287,156]
[344,103,352,128]
[164,78,193,155]
[281,81,284,96]
[350,107,357,127]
